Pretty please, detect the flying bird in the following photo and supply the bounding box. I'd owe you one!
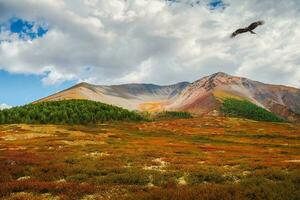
[231,20,265,38]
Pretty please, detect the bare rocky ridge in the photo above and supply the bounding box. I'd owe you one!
[35,72,300,121]
[35,81,190,111]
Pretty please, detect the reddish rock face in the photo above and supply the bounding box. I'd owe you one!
[166,72,300,121]
[36,72,300,122]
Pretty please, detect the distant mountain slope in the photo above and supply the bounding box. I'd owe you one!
[35,72,300,122]
[35,82,189,110]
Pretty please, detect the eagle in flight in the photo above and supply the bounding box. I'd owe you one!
[231,20,265,38]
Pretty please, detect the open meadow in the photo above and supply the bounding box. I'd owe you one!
[0,117,299,200]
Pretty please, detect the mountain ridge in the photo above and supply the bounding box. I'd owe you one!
[35,72,300,122]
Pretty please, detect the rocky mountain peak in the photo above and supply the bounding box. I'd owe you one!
[210,72,231,78]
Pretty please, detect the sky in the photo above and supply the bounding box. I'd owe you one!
[0,0,300,107]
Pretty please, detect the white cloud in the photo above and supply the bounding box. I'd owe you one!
[0,103,12,110]
[0,0,300,87]
[41,68,76,85]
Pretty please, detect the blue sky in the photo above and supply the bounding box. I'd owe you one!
[0,70,76,106]
[209,0,226,9]
[0,0,300,107]
[9,18,48,40]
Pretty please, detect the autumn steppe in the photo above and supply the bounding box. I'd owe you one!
[0,117,300,200]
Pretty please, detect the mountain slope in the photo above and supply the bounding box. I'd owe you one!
[166,72,300,121]
[35,72,300,121]
[35,82,189,110]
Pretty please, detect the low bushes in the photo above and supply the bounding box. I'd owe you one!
[155,111,193,119]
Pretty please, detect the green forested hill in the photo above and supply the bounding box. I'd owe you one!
[0,100,144,125]
[221,98,284,122]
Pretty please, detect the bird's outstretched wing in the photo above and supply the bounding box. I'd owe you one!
[247,20,265,31]
[231,28,248,38]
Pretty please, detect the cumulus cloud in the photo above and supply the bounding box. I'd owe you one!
[0,103,12,110]
[0,0,300,87]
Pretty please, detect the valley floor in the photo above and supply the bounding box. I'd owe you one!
[0,117,299,200]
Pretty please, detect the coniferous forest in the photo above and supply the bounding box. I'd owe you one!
[0,100,144,125]
[221,98,284,122]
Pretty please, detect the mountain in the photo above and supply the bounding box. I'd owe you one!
[35,72,300,121]
[165,72,300,121]
[35,82,190,111]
